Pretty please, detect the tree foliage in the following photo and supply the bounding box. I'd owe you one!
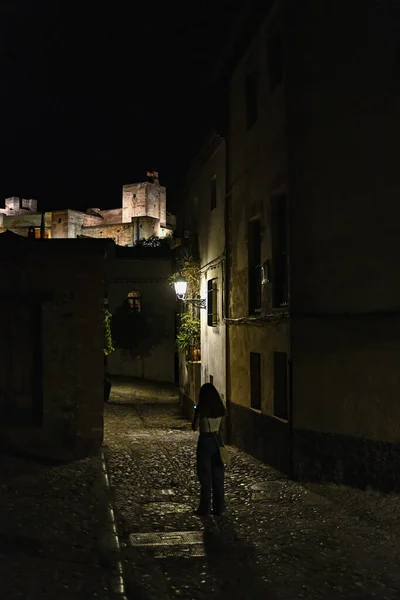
[169,252,201,302]
[111,299,167,360]
[134,236,171,249]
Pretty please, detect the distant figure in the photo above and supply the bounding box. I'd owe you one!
[192,383,226,516]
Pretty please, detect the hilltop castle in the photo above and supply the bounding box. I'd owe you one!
[0,171,175,245]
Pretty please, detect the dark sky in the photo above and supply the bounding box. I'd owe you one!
[0,1,240,212]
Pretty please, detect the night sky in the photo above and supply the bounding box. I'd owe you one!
[0,1,241,213]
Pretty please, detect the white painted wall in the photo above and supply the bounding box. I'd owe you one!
[182,136,227,402]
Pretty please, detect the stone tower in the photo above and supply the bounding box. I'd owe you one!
[122,171,166,228]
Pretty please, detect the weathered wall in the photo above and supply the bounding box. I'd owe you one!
[3,212,42,229]
[4,196,21,213]
[82,213,104,227]
[82,223,133,246]
[183,136,227,400]
[285,0,400,488]
[179,354,201,419]
[106,256,176,383]
[51,210,69,238]
[0,234,109,461]
[51,210,85,239]
[99,209,123,224]
[131,216,160,243]
[21,198,38,212]
[225,2,290,466]
[122,183,147,223]
[0,212,52,238]
[291,317,400,490]
[146,183,167,224]
[122,181,167,228]
[287,0,400,314]
[159,188,167,226]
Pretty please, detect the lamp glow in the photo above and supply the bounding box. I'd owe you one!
[174,275,188,299]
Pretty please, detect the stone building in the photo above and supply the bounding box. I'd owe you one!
[0,171,175,244]
[181,0,400,490]
[0,231,111,461]
[0,172,177,385]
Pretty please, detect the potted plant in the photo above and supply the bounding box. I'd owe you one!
[176,313,201,360]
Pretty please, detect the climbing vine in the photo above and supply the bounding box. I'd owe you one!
[104,308,115,356]
[170,253,201,359]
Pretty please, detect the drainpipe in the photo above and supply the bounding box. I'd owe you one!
[224,98,232,445]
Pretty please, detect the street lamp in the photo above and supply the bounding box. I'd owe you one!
[173,275,206,309]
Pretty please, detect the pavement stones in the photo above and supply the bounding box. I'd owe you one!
[0,452,116,599]
[103,378,400,600]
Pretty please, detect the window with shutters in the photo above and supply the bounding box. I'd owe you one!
[248,218,262,314]
[250,352,262,410]
[207,278,218,327]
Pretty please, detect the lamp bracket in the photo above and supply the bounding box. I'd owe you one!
[177,296,206,309]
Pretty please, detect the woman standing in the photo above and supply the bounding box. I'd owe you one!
[192,383,226,516]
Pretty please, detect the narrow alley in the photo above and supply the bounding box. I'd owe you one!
[104,379,400,600]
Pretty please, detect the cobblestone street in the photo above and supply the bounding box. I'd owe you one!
[0,452,113,599]
[104,379,400,600]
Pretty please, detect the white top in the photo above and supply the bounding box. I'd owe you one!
[199,417,222,433]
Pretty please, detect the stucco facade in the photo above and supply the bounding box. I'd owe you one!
[203,0,400,489]
[178,135,227,421]
[286,0,400,489]
[181,135,227,401]
[221,1,291,472]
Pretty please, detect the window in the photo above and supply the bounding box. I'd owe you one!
[248,218,262,314]
[273,352,288,420]
[127,290,141,312]
[246,71,258,129]
[207,278,218,327]
[271,194,288,307]
[250,352,261,410]
[210,175,217,211]
[58,217,62,223]
[267,33,284,91]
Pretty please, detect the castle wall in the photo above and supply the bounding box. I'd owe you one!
[81,222,133,246]
[51,210,85,239]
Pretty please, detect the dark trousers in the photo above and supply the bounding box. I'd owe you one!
[196,432,225,513]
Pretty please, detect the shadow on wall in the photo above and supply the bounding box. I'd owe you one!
[108,299,172,382]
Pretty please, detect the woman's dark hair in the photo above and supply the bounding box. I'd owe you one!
[197,383,226,418]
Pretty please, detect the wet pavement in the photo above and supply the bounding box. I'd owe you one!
[104,378,400,600]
